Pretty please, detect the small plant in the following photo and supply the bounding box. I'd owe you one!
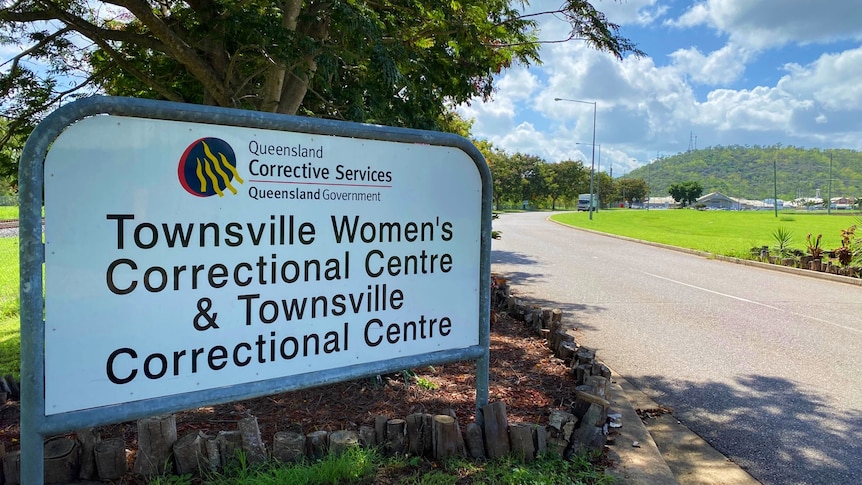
[806,233,823,259]
[834,225,856,267]
[771,226,794,257]
[415,376,439,390]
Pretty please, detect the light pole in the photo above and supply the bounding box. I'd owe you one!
[576,142,601,211]
[555,97,597,219]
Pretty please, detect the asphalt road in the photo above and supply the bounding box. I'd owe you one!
[491,211,862,485]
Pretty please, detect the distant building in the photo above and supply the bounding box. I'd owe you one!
[696,192,774,210]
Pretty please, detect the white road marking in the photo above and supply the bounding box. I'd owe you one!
[643,271,862,335]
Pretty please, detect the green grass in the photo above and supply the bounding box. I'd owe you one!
[0,237,19,377]
[0,206,18,219]
[153,448,613,485]
[552,209,861,259]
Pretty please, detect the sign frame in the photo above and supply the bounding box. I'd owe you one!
[20,96,492,483]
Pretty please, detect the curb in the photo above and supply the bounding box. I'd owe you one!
[606,371,761,485]
[605,375,677,484]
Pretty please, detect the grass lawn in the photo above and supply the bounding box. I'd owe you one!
[0,206,18,219]
[552,209,861,259]
[0,237,19,377]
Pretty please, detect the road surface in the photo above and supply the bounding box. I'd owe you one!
[490,211,862,485]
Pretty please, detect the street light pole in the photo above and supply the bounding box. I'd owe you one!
[555,97,597,219]
[576,142,601,212]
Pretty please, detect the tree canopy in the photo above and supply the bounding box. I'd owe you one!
[1,0,643,169]
[668,181,703,207]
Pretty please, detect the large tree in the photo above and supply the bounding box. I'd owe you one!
[668,180,703,207]
[544,159,588,210]
[1,1,642,163]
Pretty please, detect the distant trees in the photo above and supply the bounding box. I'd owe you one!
[668,181,703,207]
[625,145,862,201]
[480,143,646,210]
[615,178,649,207]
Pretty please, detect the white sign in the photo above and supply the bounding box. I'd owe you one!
[44,115,481,415]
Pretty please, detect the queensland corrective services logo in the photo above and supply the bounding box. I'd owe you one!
[178,137,244,197]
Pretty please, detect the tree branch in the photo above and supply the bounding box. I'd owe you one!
[106,0,232,106]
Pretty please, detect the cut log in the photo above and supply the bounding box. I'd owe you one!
[374,415,389,446]
[3,374,18,400]
[272,431,306,462]
[133,414,177,476]
[547,410,577,458]
[94,437,127,480]
[569,402,609,457]
[44,436,80,484]
[464,423,486,459]
[386,419,407,455]
[204,435,221,471]
[306,430,329,459]
[551,308,562,326]
[508,423,536,463]
[558,341,578,364]
[444,409,467,457]
[3,450,20,485]
[329,430,360,456]
[432,415,465,459]
[585,376,609,399]
[358,426,376,448]
[75,427,100,480]
[216,430,243,468]
[238,416,267,464]
[173,431,207,475]
[481,401,510,460]
[406,413,432,456]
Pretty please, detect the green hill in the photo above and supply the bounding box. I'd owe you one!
[627,145,862,201]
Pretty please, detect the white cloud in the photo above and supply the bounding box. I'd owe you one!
[669,43,752,85]
[778,47,862,111]
[667,0,862,50]
[594,0,668,26]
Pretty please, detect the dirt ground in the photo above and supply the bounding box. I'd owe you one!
[0,303,581,482]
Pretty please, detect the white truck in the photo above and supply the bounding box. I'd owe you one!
[577,193,596,211]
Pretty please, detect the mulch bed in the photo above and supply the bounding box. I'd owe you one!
[0,309,579,482]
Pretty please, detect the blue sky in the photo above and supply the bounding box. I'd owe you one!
[457,0,862,176]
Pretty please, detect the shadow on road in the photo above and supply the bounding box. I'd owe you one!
[638,373,862,484]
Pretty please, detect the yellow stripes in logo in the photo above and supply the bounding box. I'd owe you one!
[194,141,245,197]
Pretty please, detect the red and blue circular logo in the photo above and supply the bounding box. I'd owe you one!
[178,137,244,197]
